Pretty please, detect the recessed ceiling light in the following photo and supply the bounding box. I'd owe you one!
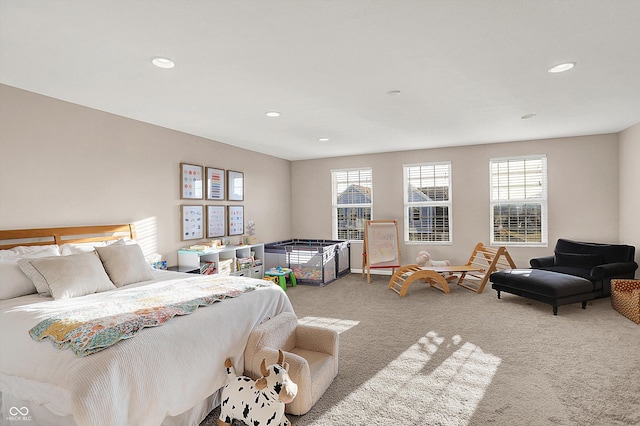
[547,62,576,73]
[318,137,330,142]
[521,113,537,119]
[265,111,281,117]
[150,56,175,69]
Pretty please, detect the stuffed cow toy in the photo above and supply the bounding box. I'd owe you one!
[218,349,297,426]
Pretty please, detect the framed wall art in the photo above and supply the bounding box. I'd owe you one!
[181,205,204,240]
[207,205,226,238]
[227,205,244,236]
[180,163,203,199]
[227,170,244,201]
[206,167,225,200]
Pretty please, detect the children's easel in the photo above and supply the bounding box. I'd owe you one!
[362,220,401,283]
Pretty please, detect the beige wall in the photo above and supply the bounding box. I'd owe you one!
[1,83,636,275]
[292,133,621,270]
[0,85,292,266]
[619,122,640,273]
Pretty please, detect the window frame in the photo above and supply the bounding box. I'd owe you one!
[489,155,548,247]
[403,161,453,245]
[331,167,373,241]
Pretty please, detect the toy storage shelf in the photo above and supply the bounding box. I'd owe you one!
[178,243,264,278]
[264,239,350,286]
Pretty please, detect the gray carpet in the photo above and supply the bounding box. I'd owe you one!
[201,273,640,426]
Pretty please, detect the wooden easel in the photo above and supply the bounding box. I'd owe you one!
[362,220,401,283]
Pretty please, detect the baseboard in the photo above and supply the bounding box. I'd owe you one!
[349,268,393,276]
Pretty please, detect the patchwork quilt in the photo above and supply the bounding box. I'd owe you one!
[29,275,269,356]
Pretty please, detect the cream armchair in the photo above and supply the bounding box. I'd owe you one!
[244,312,339,415]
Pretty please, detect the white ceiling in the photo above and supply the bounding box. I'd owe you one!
[2,0,639,161]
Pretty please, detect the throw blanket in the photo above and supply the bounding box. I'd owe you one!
[29,275,269,356]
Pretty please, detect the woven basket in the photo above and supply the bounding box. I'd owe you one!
[611,279,640,324]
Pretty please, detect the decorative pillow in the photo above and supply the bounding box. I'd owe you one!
[60,238,125,255]
[96,244,154,287]
[18,252,116,299]
[17,255,61,294]
[1,246,62,296]
[555,252,603,269]
[0,259,38,299]
[0,244,60,260]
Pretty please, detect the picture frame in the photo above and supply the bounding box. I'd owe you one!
[180,163,204,199]
[206,205,226,238]
[227,205,244,236]
[227,170,244,201]
[181,205,204,240]
[206,167,225,200]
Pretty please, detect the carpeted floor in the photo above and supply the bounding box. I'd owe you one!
[201,273,640,426]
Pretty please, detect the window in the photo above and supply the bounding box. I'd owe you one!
[403,162,452,243]
[490,155,547,245]
[332,168,372,241]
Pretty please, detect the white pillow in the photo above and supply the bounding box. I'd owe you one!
[0,259,38,299]
[1,246,62,297]
[18,252,116,299]
[96,244,154,287]
[17,255,60,294]
[0,244,60,260]
[59,238,125,255]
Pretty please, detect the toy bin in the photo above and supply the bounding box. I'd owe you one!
[264,239,350,286]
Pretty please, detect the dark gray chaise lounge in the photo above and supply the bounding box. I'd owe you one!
[490,239,637,315]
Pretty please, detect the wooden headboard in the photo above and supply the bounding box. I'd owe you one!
[0,224,136,250]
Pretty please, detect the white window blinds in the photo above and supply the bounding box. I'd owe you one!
[490,155,547,245]
[331,168,372,241]
[403,162,452,243]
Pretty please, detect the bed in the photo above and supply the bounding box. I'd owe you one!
[0,224,294,426]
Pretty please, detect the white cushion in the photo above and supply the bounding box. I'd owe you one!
[96,244,154,287]
[59,238,125,255]
[0,245,62,297]
[0,244,60,260]
[0,259,38,299]
[18,252,116,299]
[17,255,60,294]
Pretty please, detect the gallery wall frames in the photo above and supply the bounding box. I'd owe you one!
[227,170,244,201]
[179,163,246,240]
[181,205,204,240]
[180,163,203,199]
[206,167,225,200]
[207,205,226,238]
[228,205,244,236]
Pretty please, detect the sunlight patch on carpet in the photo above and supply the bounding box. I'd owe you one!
[309,331,502,425]
[298,316,360,334]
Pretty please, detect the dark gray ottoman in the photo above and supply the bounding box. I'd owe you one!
[490,269,595,315]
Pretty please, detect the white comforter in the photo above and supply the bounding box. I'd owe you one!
[0,270,294,426]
